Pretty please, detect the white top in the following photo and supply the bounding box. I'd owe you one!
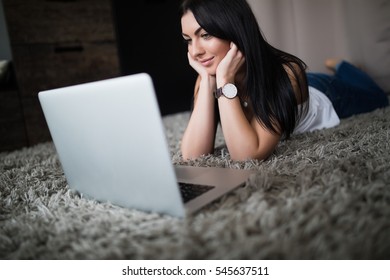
[294,86,340,134]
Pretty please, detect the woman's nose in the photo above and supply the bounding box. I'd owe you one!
[190,40,204,57]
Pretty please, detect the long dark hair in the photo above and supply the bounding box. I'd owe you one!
[180,0,308,139]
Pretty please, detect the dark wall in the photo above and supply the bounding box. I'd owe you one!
[112,0,196,116]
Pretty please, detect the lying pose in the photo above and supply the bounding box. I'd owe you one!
[180,0,389,161]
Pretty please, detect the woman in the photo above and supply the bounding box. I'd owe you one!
[180,0,388,161]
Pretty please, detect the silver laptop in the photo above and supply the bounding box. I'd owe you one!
[38,73,253,217]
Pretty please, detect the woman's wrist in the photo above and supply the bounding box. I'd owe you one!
[199,75,217,93]
[216,75,235,88]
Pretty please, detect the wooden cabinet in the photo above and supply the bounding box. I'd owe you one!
[4,0,116,44]
[2,0,120,151]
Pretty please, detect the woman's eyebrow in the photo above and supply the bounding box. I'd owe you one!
[182,26,203,37]
[194,27,203,35]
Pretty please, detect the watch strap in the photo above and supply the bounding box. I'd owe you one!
[214,87,223,99]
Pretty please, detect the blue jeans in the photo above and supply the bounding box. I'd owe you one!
[307,61,389,118]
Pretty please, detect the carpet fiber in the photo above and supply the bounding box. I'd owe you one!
[1,106,390,259]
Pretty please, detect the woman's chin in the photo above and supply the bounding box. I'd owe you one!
[206,69,217,76]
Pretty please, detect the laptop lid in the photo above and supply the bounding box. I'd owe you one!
[39,74,186,217]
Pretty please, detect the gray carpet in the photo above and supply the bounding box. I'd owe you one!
[1,106,390,259]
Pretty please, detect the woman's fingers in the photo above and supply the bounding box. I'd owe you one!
[217,43,245,84]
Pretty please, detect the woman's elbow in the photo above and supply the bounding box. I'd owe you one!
[181,150,196,161]
[229,146,275,161]
[180,145,212,161]
[229,153,268,161]
[180,145,193,161]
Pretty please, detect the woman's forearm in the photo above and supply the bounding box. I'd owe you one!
[181,76,217,160]
[217,97,281,161]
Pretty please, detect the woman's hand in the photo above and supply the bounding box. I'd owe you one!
[187,52,209,79]
[216,43,245,86]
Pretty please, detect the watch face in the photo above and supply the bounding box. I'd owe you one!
[222,83,238,99]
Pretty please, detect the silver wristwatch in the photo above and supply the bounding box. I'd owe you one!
[214,83,238,99]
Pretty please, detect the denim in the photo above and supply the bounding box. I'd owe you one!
[307,61,389,119]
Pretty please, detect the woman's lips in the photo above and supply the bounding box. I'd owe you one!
[199,57,214,67]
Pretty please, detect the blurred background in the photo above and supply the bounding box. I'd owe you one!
[0,0,389,152]
[248,0,390,89]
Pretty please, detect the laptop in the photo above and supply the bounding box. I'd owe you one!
[38,73,253,217]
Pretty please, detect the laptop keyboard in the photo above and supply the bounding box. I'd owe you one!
[178,182,215,203]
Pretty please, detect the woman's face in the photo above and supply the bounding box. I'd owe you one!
[181,11,231,76]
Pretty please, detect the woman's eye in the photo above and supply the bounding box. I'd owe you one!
[183,38,192,45]
[201,33,211,39]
